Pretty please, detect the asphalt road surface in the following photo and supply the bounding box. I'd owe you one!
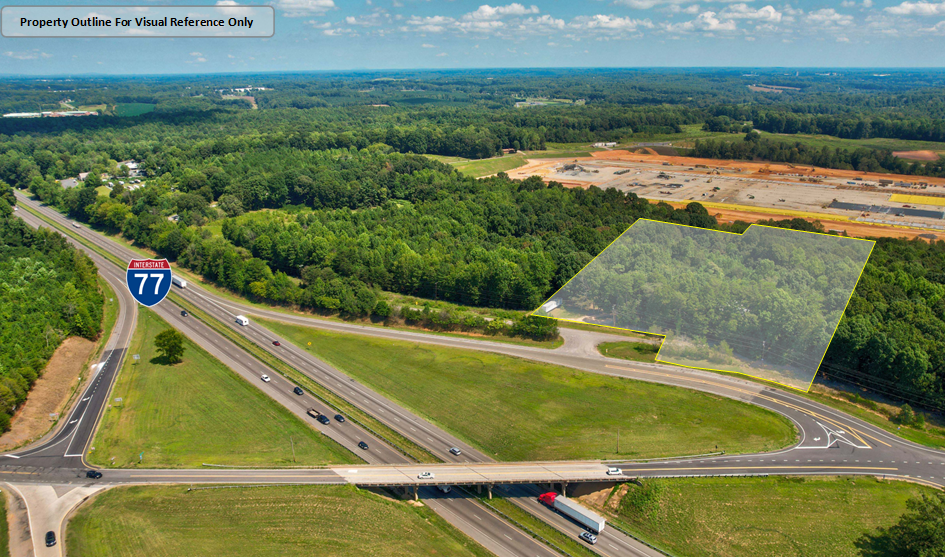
[13,192,945,556]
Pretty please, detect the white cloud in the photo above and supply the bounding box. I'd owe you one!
[837,36,850,41]
[392,0,403,6]
[305,20,331,28]
[720,4,781,22]
[523,14,566,29]
[663,10,738,32]
[570,14,654,31]
[4,51,51,60]
[405,15,456,33]
[275,0,335,17]
[458,19,506,31]
[345,12,389,26]
[323,27,356,35]
[421,43,436,47]
[919,19,945,31]
[189,51,203,56]
[463,3,539,20]
[805,8,854,26]
[885,1,945,15]
[863,0,873,7]
[616,0,743,9]
[436,52,448,56]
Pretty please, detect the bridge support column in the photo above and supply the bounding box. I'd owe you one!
[487,484,493,500]
[413,486,418,501]
[477,484,482,495]
[561,482,569,496]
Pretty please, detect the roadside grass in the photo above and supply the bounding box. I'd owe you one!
[599,476,934,557]
[598,341,659,363]
[90,308,357,468]
[258,317,797,461]
[557,320,660,341]
[66,484,492,557]
[455,154,527,177]
[94,186,110,197]
[0,491,8,557]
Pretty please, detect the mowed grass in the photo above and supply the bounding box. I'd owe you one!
[598,341,660,362]
[455,154,527,177]
[114,103,155,117]
[605,476,934,557]
[0,492,8,557]
[756,131,945,155]
[259,318,797,460]
[90,309,356,467]
[67,485,492,557]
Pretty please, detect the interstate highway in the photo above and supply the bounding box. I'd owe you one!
[12,200,566,557]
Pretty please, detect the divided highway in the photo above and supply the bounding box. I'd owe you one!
[11,191,945,557]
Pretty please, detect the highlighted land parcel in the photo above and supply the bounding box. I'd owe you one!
[533,220,874,391]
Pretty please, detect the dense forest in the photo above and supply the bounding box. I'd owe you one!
[2,69,945,407]
[0,182,103,431]
[541,220,873,389]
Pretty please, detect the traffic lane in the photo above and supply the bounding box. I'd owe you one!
[504,485,659,557]
[150,299,410,466]
[422,487,563,557]
[177,283,488,465]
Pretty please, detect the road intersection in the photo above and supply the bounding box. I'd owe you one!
[9,191,945,557]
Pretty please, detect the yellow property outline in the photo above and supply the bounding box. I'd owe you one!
[531,218,875,393]
[888,194,945,207]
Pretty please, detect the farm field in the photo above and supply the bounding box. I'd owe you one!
[114,103,155,117]
[600,476,935,557]
[90,309,356,468]
[454,154,527,177]
[756,131,945,156]
[257,317,797,461]
[66,485,491,557]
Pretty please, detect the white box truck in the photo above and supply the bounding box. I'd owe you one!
[171,275,187,289]
[236,315,249,326]
[539,493,606,533]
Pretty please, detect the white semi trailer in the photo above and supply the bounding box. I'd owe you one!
[538,492,606,533]
[172,275,187,288]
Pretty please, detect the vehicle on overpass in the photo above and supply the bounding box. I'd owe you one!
[539,492,606,533]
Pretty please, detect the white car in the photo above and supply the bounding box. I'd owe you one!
[417,472,435,480]
[260,374,270,382]
[449,447,462,456]
[606,467,622,476]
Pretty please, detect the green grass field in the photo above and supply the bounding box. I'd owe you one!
[598,341,660,362]
[258,317,796,460]
[114,103,155,117]
[603,476,934,557]
[90,309,356,467]
[66,485,492,557]
[0,492,9,557]
[454,154,528,177]
[757,131,945,155]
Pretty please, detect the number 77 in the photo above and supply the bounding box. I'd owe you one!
[133,273,165,295]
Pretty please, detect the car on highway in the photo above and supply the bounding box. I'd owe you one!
[180,310,188,317]
[45,531,56,547]
[418,472,435,480]
[272,340,281,346]
[438,485,451,493]
[449,447,462,456]
[293,386,304,395]
[579,531,597,545]
[260,374,270,382]
[606,467,622,476]
[316,414,331,425]
[334,414,345,423]
[358,441,369,450]
[85,470,103,479]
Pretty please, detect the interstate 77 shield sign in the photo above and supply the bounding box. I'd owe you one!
[126,259,172,307]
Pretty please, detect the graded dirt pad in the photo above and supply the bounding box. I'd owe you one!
[0,337,94,451]
[893,150,941,161]
[673,202,940,241]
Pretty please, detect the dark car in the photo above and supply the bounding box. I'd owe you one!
[45,531,56,547]
[334,414,345,423]
[180,310,188,317]
[272,340,281,346]
[358,441,369,450]
[85,470,103,479]
[316,415,331,425]
[293,386,304,395]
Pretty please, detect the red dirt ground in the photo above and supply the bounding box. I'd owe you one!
[893,150,942,161]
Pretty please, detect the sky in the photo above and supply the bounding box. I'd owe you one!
[2,0,945,74]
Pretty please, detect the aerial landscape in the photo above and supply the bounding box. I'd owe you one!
[1,0,945,556]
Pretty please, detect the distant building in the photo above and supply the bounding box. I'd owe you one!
[593,142,618,148]
[3,112,42,118]
[541,300,561,313]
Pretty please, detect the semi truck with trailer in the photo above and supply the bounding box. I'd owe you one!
[171,275,187,288]
[538,492,606,533]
